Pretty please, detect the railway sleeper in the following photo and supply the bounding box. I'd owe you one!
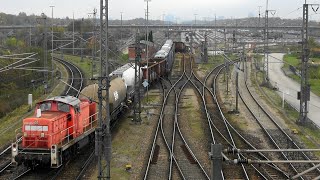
[180,145,196,164]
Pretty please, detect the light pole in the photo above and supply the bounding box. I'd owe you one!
[50,5,55,88]
[214,13,217,58]
[120,12,123,40]
[145,0,151,103]
[162,13,165,25]
[194,13,197,25]
[89,8,97,79]
[73,12,75,55]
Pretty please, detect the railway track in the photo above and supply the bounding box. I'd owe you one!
[188,57,290,179]
[53,56,84,97]
[48,146,95,180]
[144,54,209,179]
[212,61,291,179]
[238,60,320,178]
[193,62,252,179]
[190,60,255,179]
[172,54,209,179]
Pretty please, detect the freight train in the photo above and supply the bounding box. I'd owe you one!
[11,40,176,168]
[140,39,175,83]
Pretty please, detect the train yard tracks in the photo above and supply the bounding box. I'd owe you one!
[211,61,293,179]
[236,61,320,179]
[144,54,209,179]
[1,52,319,180]
[186,57,296,179]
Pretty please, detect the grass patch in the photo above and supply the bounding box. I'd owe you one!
[59,54,94,79]
[283,54,300,69]
[98,88,161,179]
[283,54,320,96]
[198,55,226,73]
[0,62,68,148]
[183,90,205,140]
[0,105,31,147]
[110,167,131,180]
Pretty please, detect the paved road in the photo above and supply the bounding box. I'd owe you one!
[268,53,320,127]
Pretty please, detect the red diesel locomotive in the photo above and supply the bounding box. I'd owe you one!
[12,96,97,168]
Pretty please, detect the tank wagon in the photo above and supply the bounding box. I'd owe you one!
[111,63,142,100]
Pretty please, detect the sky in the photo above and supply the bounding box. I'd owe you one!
[1,0,320,21]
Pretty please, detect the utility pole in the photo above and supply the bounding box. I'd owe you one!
[134,32,142,123]
[145,0,151,104]
[214,14,217,59]
[29,27,32,47]
[40,13,48,92]
[190,31,194,54]
[204,31,208,62]
[89,8,97,78]
[224,28,227,52]
[298,2,316,124]
[242,44,245,71]
[258,6,262,31]
[235,64,239,113]
[97,0,111,179]
[73,12,75,55]
[224,57,229,95]
[120,12,123,40]
[50,5,55,88]
[162,13,165,25]
[257,6,262,55]
[263,0,275,85]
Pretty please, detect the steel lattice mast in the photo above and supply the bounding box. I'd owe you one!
[96,0,111,179]
[134,33,142,123]
[263,7,269,83]
[298,3,310,124]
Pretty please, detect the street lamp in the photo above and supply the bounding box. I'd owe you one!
[50,5,54,87]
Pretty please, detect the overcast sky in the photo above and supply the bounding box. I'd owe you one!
[1,0,320,21]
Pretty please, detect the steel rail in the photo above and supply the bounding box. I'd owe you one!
[190,60,289,179]
[173,54,210,179]
[241,60,320,178]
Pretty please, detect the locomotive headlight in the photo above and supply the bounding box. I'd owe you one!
[24,132,27,137]
[12,144,17,152]
[52,149,55,153]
